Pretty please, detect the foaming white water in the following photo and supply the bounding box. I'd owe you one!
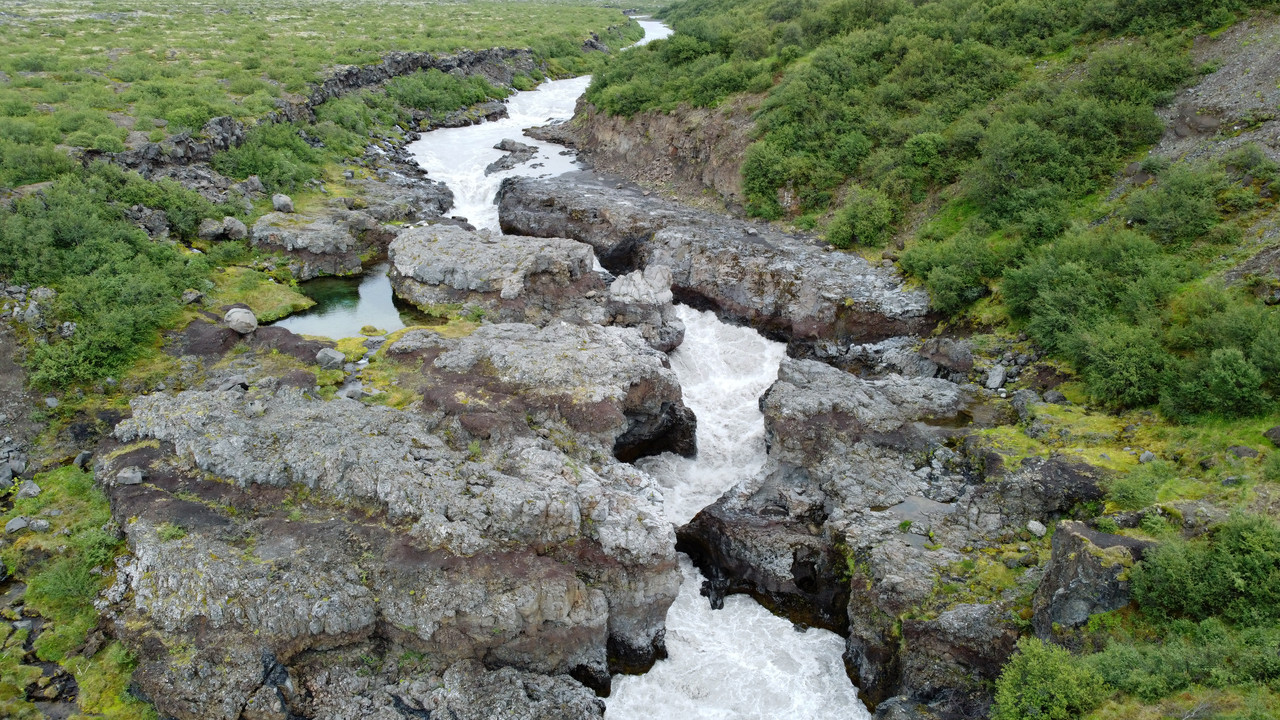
[610,307,870,720]
[406,75,589,229]
[631,18,673,46]
[637,306,788,526]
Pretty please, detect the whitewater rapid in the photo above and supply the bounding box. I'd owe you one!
[610,307,869,720]
[406,20,870,719]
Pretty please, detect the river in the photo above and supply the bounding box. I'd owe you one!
[279,20,870,718]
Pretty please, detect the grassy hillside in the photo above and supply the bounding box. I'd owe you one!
[0,3,641,717]
[588,0,1280,421]
[588,1,1280,717]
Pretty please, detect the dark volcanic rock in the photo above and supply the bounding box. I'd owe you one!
[1032,521,1154,641]
[497,176,931,348]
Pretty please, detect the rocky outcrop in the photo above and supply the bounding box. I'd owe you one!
[674,359,1109,715]
[388,226,686,351]
[389,226,602,323]
[573,96,757,210]
[104,346,684,717]
[423,322,696,463]
[251,208,405,280]
[1031,521,1154,641]
[498,177,931,348]
[486,139,540,175]
[97,49,537,173]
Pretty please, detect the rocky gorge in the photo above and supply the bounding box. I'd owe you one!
[5,13,1273,720]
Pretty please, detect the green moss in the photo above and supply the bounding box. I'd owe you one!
[207,266,314,322]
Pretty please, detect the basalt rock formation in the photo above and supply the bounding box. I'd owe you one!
[100,314,694,718]
[388,225,686,351]
[676,358,1107,716]
[497,176,932,349]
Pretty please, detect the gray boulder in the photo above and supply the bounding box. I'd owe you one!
[5,516,27,534]
[197,217,225,241]
[272,193,294,213]
[15,480,40,498]
[222,216,248,240]
[315,348,346,370]
[224,307,258,335]
[1032,521,1154,639]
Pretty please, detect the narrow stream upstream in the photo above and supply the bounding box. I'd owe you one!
[278,20,869,717]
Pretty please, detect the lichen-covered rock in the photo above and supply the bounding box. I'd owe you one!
[899,603,1017,710]
[1032,521,1154,640]
[389,225,602,323]
[607,266,684,353]
[428,323,696,462]
[104,370,681,718]
[251,210,398,280]
[224,307,258,334]
[272,193,294,213]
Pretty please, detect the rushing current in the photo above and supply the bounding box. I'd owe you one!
[402,20,870,718]
[610,307,869,720]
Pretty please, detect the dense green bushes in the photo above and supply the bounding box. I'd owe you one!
[994,514,1280,718]
[211,122,325,193]
[0,164,229,386]
[385,69,509,115]
[1132,514,1280,626]
[992,637,1109,720]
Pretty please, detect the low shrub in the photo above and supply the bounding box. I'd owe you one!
[1131,513,1280,626]
[992,637,1109,720]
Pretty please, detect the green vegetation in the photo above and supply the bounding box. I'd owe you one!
[589,0,1280,418]
[1,466,154,719]
[0,0,644,389]
[993,514,1280,719]
[0,164,231,387]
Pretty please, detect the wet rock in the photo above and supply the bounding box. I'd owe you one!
[1032,521,1154,640]
[272,194,294,213]
[607,266,685,353]
[224,307,258,335]
[315,348,346,370]
[679,360,971,636]
[873,696,938,720]
[485,139,539,175]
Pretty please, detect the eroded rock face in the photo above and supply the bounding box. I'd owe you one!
[674,359,1109,715]
[389,225,601,323]
[251,209,402,281]
[497,177,931,347]
[1032,521,1154,641]
[105,317,695,717]
[427,323,696,462]
[388,226,686,352]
